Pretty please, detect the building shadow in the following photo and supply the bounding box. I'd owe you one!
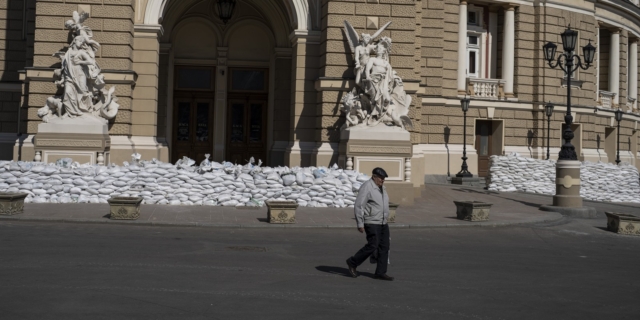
[451,188,499,195]
[315,265,376,279]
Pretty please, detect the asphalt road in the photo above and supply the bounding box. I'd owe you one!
[0,218,638,320]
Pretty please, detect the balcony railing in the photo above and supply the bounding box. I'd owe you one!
[598,90,616,109]
[467,78,506,100]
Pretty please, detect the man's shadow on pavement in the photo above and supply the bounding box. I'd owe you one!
[315,266,376,278]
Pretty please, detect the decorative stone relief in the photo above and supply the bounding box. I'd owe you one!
[37,11,120,125]
[342,21,413,131]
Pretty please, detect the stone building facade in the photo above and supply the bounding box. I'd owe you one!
[1,0,639,189]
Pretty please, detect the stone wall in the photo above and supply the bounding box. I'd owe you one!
[441,0,459,98]
[421,0,444,99]
[0,0,30,141]
[536,6,598,108]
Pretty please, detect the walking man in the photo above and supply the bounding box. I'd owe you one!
[346,167,393,281]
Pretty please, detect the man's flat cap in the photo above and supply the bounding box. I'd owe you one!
[372,167,388,178]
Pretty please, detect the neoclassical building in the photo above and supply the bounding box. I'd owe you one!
[1,0,640,190]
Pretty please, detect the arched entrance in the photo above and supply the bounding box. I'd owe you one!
[129,0,320,166]
[134,0,316,165]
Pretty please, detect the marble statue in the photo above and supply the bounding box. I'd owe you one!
[37,11,120,124]
[342,21,413,131]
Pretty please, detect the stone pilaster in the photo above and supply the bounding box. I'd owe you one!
[286,31,320,167]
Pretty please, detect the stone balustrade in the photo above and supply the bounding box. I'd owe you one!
[468,78,505,100]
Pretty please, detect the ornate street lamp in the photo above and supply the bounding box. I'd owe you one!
[541,26,597,214]
[217,0,236,24]
[543,26,596,160]
[456,97,473,178]
[545,102,554,160]
[615,108,623,165]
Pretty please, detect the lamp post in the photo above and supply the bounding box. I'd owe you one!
[545,102,554,160]
[217,0,236,24]
[615,108,623,165]
[543,26,596,160]
[540,26,597,214]
[456,97,473,178]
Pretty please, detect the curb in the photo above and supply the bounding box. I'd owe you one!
[0,212,564,229]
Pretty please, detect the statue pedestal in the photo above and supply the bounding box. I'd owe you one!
[340,125,414,205]
[34,116,110,164]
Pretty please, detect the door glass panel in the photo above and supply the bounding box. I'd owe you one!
[249,104,262,142]
[480,123,489,156]
[469,51,477,75]
[196,102,209,142]
[177,68,211,89]
[231,70,265,91]
[177,102,191,141]
[230,103,245,143]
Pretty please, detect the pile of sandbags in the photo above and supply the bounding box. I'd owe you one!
[581,161,640,203]
[487,153,640,203]
[0,156,369,207]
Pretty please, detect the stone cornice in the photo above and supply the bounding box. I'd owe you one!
[133,24,164,36]
[20,67,137,86]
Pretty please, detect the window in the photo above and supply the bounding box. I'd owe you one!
[467,35,481,78]
[467,5,483,27]
[230,69,267,92]
[176,67,213,90]
[468,11,478,25]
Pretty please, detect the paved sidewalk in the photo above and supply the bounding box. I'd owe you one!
[1,184,638,228]
[0,184,562,228]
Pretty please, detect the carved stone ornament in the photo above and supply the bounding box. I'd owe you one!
[454,201,492,222]
[606,212,640,236]
[108,197,143,220]
[266,201,298,224]
[342,20,413,131]
[0,193,29,215]
[37,11,120,125]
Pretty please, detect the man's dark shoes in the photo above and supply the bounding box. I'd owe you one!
[346,259,358,278]
[374,274,394,281]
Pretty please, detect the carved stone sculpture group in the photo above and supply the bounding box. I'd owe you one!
[342,21,413,131]
[38,11,120,124]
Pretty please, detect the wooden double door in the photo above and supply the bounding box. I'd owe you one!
[226,99,267,164]
[172,98,214,163]
[171,67,268,164]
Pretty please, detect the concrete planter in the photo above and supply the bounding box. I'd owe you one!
[606,212,640,236]
[0,193,29,215]
[388,203,399,223]
[454,201,492,221]
[108,197,143,220]
[265,200,298,224]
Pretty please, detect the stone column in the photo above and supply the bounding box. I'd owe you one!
[629,39,638,110]
[502,4,516,98]
[214,47,228,162]
[609,28,621,107]
[457,1,468,95]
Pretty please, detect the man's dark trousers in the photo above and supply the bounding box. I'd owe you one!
[348,224,390,275]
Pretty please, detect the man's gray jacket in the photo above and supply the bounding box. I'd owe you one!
[354,179,390,228]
